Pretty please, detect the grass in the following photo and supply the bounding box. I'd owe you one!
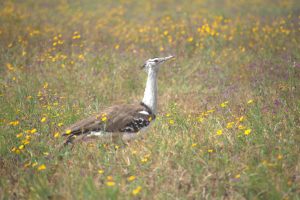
[0,0,300,199]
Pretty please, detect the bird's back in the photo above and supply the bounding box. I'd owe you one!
[63,102,155,144]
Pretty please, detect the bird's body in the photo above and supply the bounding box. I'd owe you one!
[63,102,155,144]
[63,56,174,145]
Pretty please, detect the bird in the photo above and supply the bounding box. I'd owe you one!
[62,55,174,145]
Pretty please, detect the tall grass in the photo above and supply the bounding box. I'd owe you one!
[0,0,299,199]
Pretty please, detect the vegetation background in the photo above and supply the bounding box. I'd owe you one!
[0,0,299,199]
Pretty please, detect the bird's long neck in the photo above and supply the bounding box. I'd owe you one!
[142,68,157,114]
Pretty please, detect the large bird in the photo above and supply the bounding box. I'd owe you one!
[62,55,174,145]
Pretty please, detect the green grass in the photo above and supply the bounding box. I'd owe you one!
[0,0,300,199]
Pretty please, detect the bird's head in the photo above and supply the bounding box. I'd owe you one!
[142,55,174,72]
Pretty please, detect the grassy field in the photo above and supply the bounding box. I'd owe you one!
[1,0,300,199]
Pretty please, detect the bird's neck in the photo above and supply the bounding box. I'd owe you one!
[142,68,157,114]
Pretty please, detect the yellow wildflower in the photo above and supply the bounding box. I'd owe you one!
[65,129,72,135]
[16,133,23,138]
[72,32,81,40]
[9,120,19,126]
[238,125,246,130]
[277,154,283,160]
[22,139,30,145]
[101,116,107,122]
[205,26,210,33]
[238,116,245,122]
[187,37,193,42]
[169,119,174,125]
[127,176,136,181]
[37,164,46,171]
[37,91,42,97]
[208,149,213,153]
[191,143,197,147]
[6,63,14,71]
[30,128,37,134]
[132,186,142,196]
[207,109,215,113]
[235,174,241,179]
[57,122,63,127]
[18,145,25,150]
[40,117,47,123]
[78,54,85,60]
[220,101,229,108]
[98,169,104,174]
[54,132,60,138]
[197,117,204,123]
[226,122,234,129]
[106,181,115,186]
[216,129,223,135]
[247,99,254,104]
[244,129,251,135]
[141,158,148,163]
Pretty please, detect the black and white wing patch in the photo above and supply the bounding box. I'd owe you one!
[120,110,155,133]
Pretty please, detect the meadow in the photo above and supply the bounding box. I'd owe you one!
[0,0,299,199]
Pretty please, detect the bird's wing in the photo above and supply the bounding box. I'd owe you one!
[63,103,155,138]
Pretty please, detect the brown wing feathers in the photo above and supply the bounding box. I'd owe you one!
[63,102,155,142]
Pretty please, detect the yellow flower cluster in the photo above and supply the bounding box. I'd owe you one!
[106,176,116,187]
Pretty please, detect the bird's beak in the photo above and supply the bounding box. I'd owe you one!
[158,55,175,64]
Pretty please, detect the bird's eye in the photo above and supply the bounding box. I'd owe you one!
[154,59,158,63]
